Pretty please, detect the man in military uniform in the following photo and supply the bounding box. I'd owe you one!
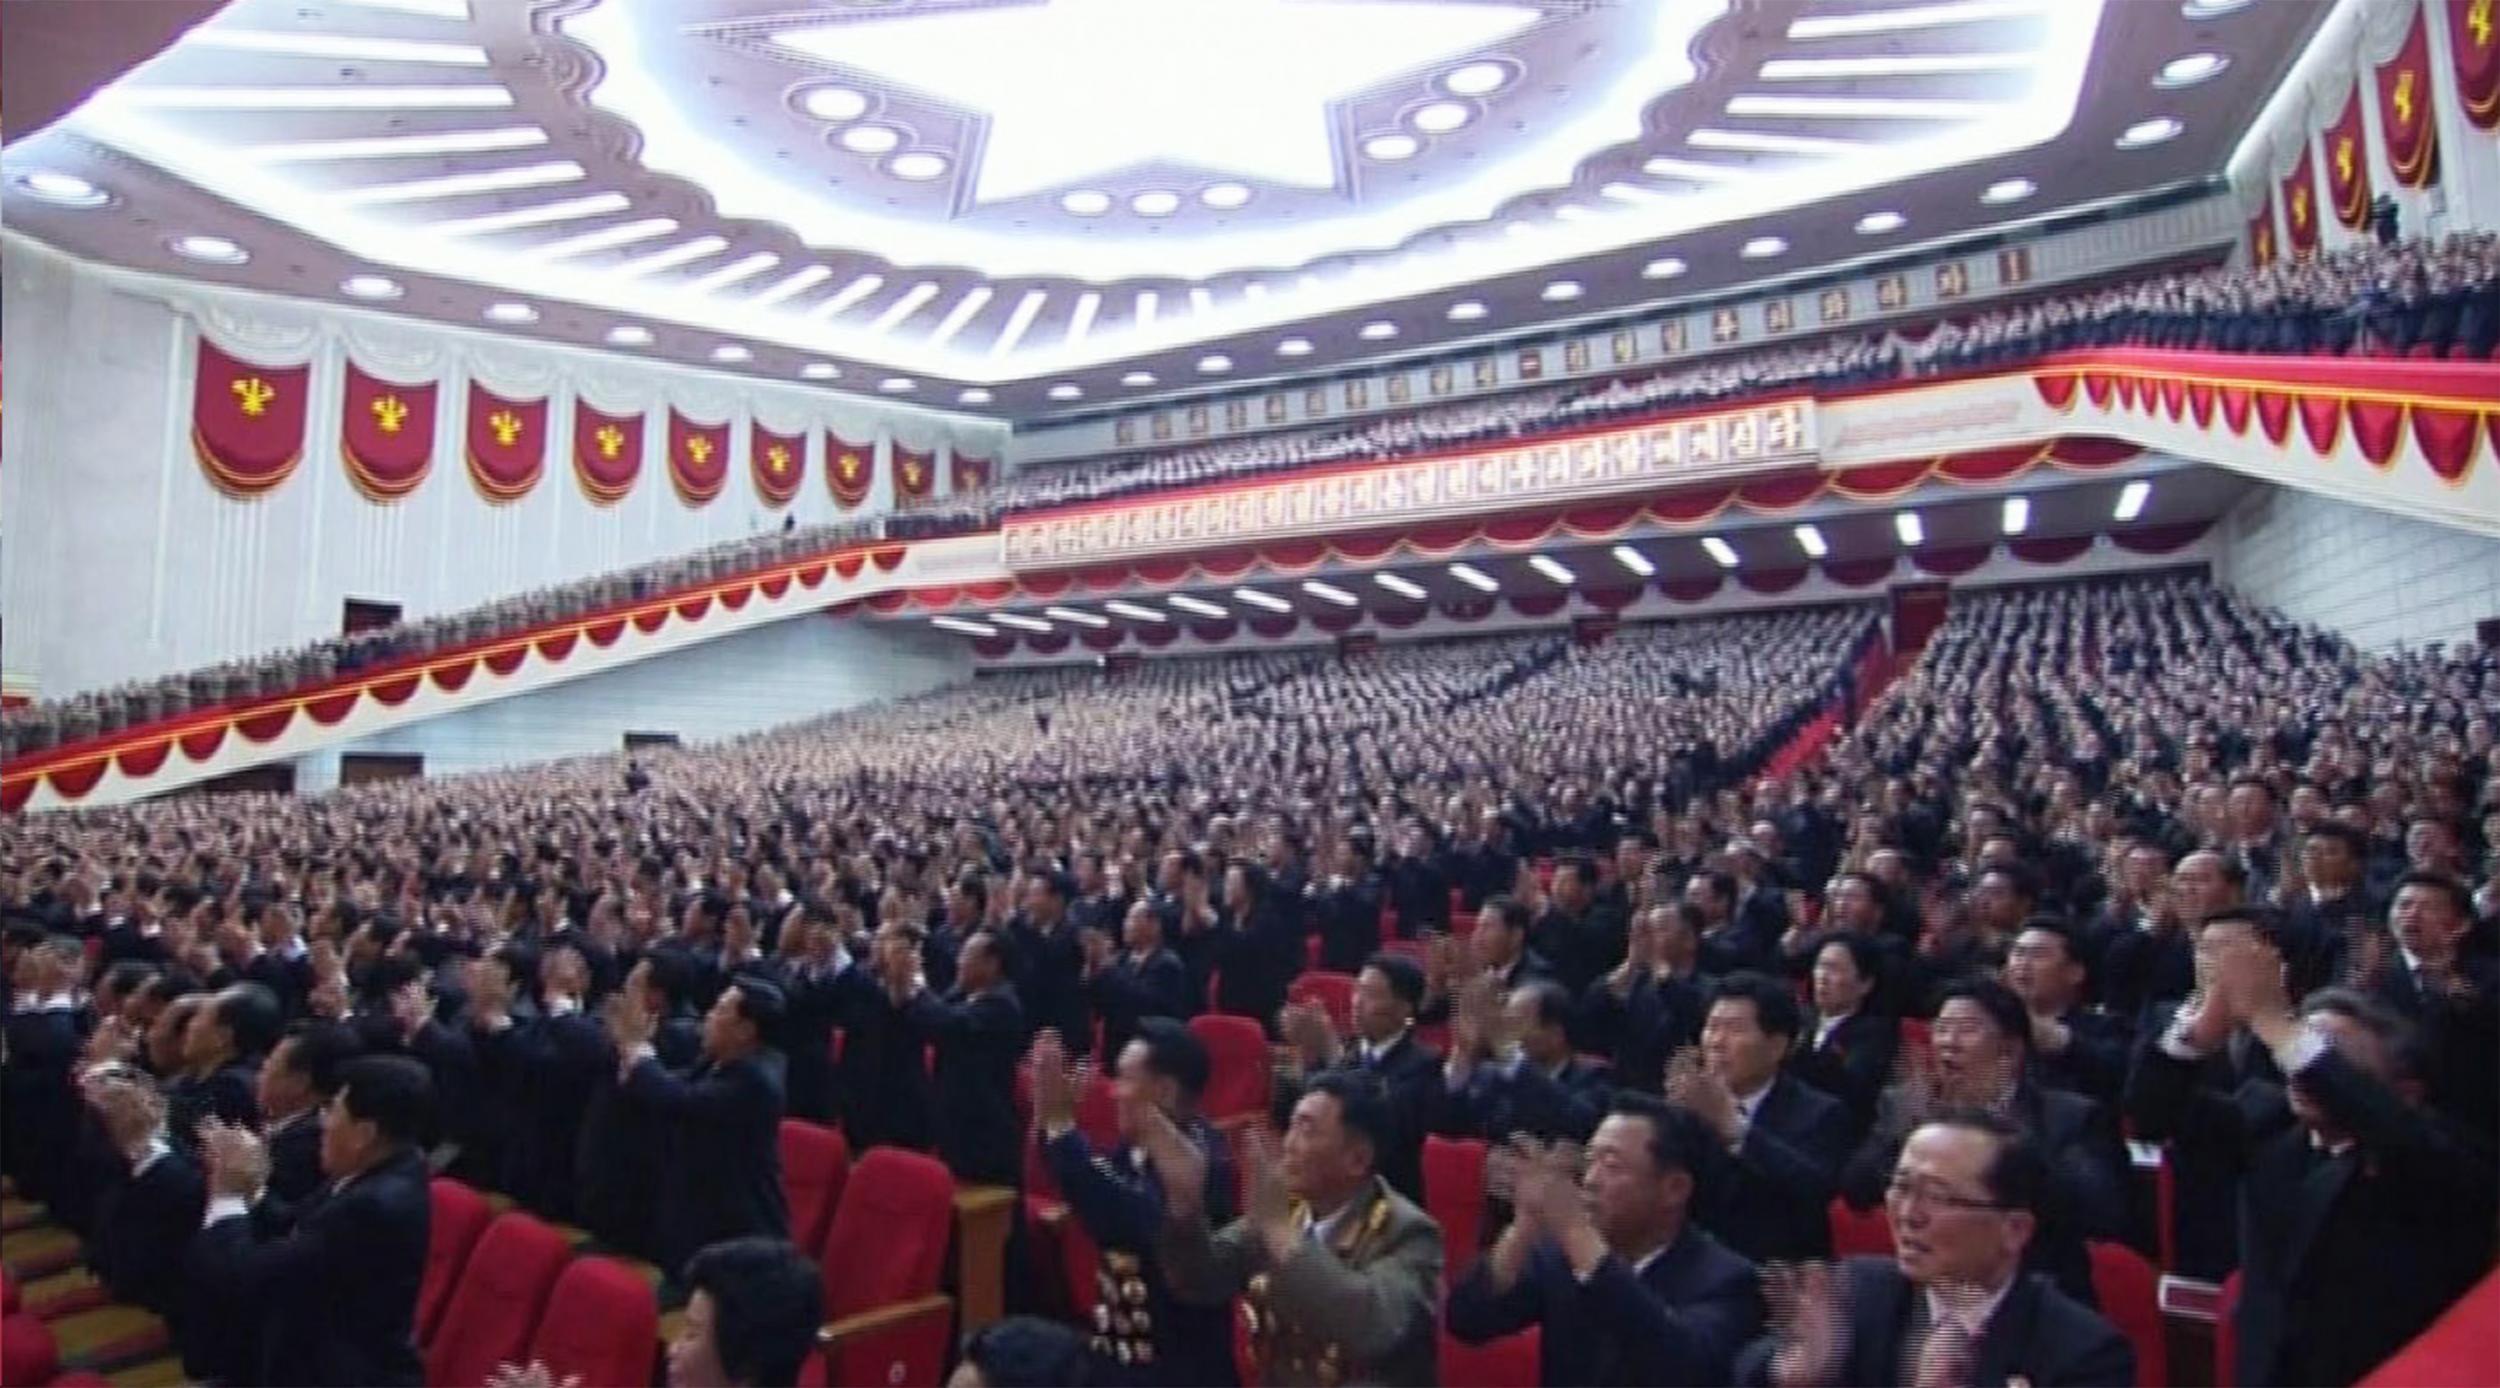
[1034,1020,1238,1385]
[1148,1069,1442,1387]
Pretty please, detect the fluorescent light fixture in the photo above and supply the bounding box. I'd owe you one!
[1760,53,2037,79]
[1201,182,1252,209]
[868,281,942,333]
[425,192,631,237]
[1725,94,2010,120]
[803,86,870,121]
[615,236,732,280]
[2155,53,2229,88]
[340,274,404,300]
[14,171,107,206]
[887,152,950,181]
[753,265,835,308]
[1701,536,1741,568]
[1048,383,1083,400]
[1601,181,1669,206]
[933,616,998,636]
[183,30,490,64]
[1105,601,1168,623]
[992,613,1053,632]
[958,388,993,403]
[1232,588,1292,613]
[333,0,470,16]
[1894,512,1926,546]
[1551,203,1593,222]
[2116,117,2184,148]
[1302,580,1359,606]
[2115,481,2151,521]
[1044,606,1110,628]
[1541,281,1583,301]
[1642,156,1746,182]
[243,126,547,163]
[1277,337,1315,355]
[1449,563,1500,593]
[1133,292,1160,327]
[992,291,1049,355]
[1611,544,1656,577]
[879,377,917,392]
[801,362,841,379]
[1362,132,1421,161]
[710,344,751,363]
[1189,286,1215,314]
[1066,292,1102,342]
[605,324,653,346]
[483,301,539,324]
[1792,525,1828,558]
[1687,129,1865,157]
[807,273,887,319]
[2002,496,2031,534]
[1199,355,1234,374]
[1982,177,2038,204]
[1359,321,1399,340]
[1528,554,1577,585]
[529,218,680,261]
[2181,0,2253,15]
[1856,210,1907,235]
[120,85,513,110]
[1742,236,1788,258]
[1447,301,1489,320]
[1644,257,1689,278]
[171,235,248,264]
[1788,0,2048,39]
[687,252,782,294]
[1167,594,1229,618]
[1374,573,1428,600]
[1121,371,1157,387]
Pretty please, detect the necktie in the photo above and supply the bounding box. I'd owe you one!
[1912,1315,1973,1388]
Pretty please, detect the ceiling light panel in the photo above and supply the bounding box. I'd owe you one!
[1374,573,1428,600]
[1167,594,1229,618]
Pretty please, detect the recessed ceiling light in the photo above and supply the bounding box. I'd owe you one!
[1741,235,1788,258]
[1130,190,1182,217]
[1895,511,1925,546]
[606,324,654,346]
[1442,60,1512,96]
[2002,496,2031,535]
[801,361,841,379]
[1643,257,1688,279]
[2116,117,2184,148]
[1448,300,1489,320]
[1540,280,1583,301]
[341,274,404,300]
[171,234,249,265]
[1198,354,1233,373]
[1375,572,1428,600]
[2156,52,2229,88]
[2181,0,2253,17]
[1701,536,1740,568]
[1060,189,1113,216]
[1120,370,1157,386]
[15,171,107,207]
[1359,320,1399,340]
[1048,383,1083,400]
[1792,524,1828,558]
[880,377,917,393]
[1411,100,1473,133]
[1199,182,1252,209]
[1277,337,1315,356]
[958,387,993,403]
[887,151,949,180]
[1449,563,1500,593]
[1982,177,2037,204]
[1168,594,1228,618]
[840,124,902,155]
[802,86,869,121]
[2115,481,2152,521]
[710,344,752,363]
[1528,554,1576,585]
[1362,132,1421,162]
[483,301,538,324]
[1855,211,1907,235]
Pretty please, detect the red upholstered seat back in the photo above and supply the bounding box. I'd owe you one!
[1287,971,1358,1034]
[524,1256,659,1388]
[1827,1196,1897,1258]
[418,1178,494,1346]
[1421,1136,1489,1286]
[780,1120,853,1256]
[2087,1240,2169,1388]
[1190,1014,1272,1127]
[819,1148,955,1321]
[424,1211,574,1388]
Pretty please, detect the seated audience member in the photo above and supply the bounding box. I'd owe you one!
[1,935,86,1203]
[190,1054,437,1387]
[1531,856,1627,996]
[1447,1093,1764,1386]
[607,974,791,1273]
[663,1236,826,1388]
[80,1063,207,1323]
[1580,902,1709,1094]
[2126,920,2495,1388]
[1737,1111,2135,1387]
[1840,980,2127,1306]
[2372,870,2497,1139]
[1278,954,1442,1200]
[1792,933,1898,1142]
[1148,1070,1444,1388]
[2000,918,2131,1106]
[254,1020,362,1204]
[1439,978,1610,1144]
[1672,971,1849,1264]
[948,1317,1093,1388]
[1035,1020,1237,1385]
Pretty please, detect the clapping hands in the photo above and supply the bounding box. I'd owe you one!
[199,1117,269,1200]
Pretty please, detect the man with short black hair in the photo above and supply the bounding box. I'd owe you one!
[896,928,1027,1187]
[1439,978,1610,1144]
[256,1019,361,1203]
[170,981,279,1153]
[2376,870,2497,1137]
[2001,918,2130,1106]
[1281,953,1444,1200]
[608,976,791,1273]
[1672,971,1847,1264]
[667,1236,826,1388]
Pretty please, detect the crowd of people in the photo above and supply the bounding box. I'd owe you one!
[4,572,2494,1386]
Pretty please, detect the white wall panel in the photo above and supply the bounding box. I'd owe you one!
[2217,485,2500,650]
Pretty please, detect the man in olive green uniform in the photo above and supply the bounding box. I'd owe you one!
[1147,1069,1442,1387]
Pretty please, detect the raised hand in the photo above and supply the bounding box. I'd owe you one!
[1134,1100,1209,1220]
[484,1361,581,1388]
[1241,1127,1298,1262]
[199,1118,270,1200]
[1764,1261,1850,1388]
[1666,1046,1739,1144]
[1031,1029,1077,1135]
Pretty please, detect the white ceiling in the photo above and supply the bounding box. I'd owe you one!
[1,0,2321,419]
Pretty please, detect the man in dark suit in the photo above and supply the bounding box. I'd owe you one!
[1,935,86,1204]
[81,1065,207,1323]
[1037,1019,1238,1385]
[1008,870,1092,1058]
[826,919,935,1154]
[190,1054,436,1387]
[253,1020,361,1205]
[1794,933,1898,1144]
[1439,979,1610,1144]
[1671,972,1848,1264]
[2001,919,2131,1107]
[1085,900,1191,1062]
[2375,871,2497,1139]
[2126,919,2494,1388]
[576,954,701,1264]
[608,973,791,1274]
[1688,871,1776,978]
[1737,1110,2134,1387]
[1279,954,1442,1201]
[1580,904,1708,1094]
[1312,833,1389,975]
[1449,1093,1763,1386]
[1427,895,1555,1031]
[1532,857,1627,996]
[168,982,279,1156]
[896,927,1027,1187]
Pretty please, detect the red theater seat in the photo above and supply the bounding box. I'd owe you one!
[1,1312,58,1388]
[780,1120,853,1257]
[418,1178,494,1347]
[423,1211,573,1388]
[1189,1014,1272,1132]
[1287,971,1358,1034]
[805,1149,957,1388]
[1827,1197,1895,1258]
[522,1256,658,1388]
[1420,1136,1488,1285]
[2087,1241,2167,1388]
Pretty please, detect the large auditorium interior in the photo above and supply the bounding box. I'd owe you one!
[3,2,2498,1386]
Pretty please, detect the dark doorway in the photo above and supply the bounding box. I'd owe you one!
[343,598,402,636]
[340,753,423,787]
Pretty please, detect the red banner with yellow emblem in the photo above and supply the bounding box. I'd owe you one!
[193,339,310,497]
[751,423,804,508]
[827,435,875,509]
[2323,83,2374,229]
[573,400,643,506]
[466,383,546,504]
[666,408,730,506]
[2248,202,2279,267]
[341,361,436,502]
[952,453,993,494]
[2455,0,2500,127]
[893,445,934,500]
[2279,146,2321,257]
[2379,5,2442,185]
